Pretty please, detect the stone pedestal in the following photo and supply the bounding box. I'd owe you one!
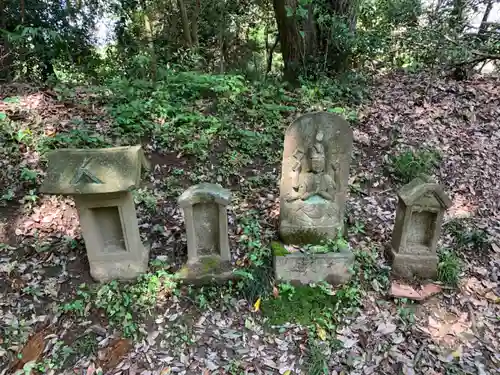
[279,112,353,245]
[274,251,354,285]
[177,183,233,284]
[387,175,452,279]
[75,192,149,282]
[40,146,150,282]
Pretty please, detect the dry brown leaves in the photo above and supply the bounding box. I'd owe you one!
[390,281,443,301]
[97,338,133,371]
[9,328,48,373]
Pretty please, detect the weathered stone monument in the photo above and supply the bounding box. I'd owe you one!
[279,112,353,244]
[177,183,233,283]
[41,145,150,282]
[387,175,452,279]
[274,112,354,285]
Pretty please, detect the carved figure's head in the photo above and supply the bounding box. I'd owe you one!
[310,154,324,173]
[315,131,324,142]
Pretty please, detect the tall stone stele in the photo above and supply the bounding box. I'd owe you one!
[41,145,150,282]
[177,183,233,284]
[387,175,452,279]
[279,112,353,244]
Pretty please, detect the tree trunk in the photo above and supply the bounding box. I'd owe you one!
[479,0,493,35]
[273,0,357,81]
[219,4,225,74]
[177,0,192,47]
[272,0,304,83]
[0,0,12,81]
[141,3,157,84]
[191,0,200,47]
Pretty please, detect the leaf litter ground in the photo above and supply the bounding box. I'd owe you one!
[0,72,499,374]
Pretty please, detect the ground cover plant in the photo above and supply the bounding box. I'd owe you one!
[0,0,499,374]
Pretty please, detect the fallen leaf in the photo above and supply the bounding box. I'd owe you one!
[491,243,500,253]
[377,322,397,335]
[419,283,442,299]
[337,335,358,348]
[283,370,292,375]
[484,291,499,303]
[86,364,96,375]
[98,338,132,371]
[253,297,261,312]
[9,329,47,373]
[316,325,327,341]
[390,281,442,301]
[445,346,463,362]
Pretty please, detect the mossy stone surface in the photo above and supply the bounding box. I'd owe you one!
[271,241,289,256]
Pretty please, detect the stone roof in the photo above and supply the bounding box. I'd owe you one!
[178,183,231,208]
[41,145,149,195]
[398,174,452,208]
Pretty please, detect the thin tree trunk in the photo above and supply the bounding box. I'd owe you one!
[450,0,465,30]
[142,5,157,85]
[479,0,493,35]
[177,0,192,47]
[0,0,11,81]
[191,0,200,47]
[266,34,279,75]
[219,13,224,73]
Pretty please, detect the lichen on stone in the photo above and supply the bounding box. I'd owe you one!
[198,255,221,273]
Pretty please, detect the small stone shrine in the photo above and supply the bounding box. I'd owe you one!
[387,174,452,279]
[279,112,353,244]
[41,145,150,282]
[177,183,232,283]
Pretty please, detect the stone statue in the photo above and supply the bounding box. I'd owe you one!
[279,113,352,244]
[286,130,337,203]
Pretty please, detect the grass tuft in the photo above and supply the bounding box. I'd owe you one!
[438,249,461,286]
[389,148,440,183]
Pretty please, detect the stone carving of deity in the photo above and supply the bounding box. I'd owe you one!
[285,131,337,203]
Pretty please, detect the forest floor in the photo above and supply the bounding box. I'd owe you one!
[0,71,499,375]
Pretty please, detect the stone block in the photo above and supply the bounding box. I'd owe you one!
[75,192,148,282]
[41,145,149,195]
[279,112,353,244]
[178,183,233,284]
[274,251,354,285]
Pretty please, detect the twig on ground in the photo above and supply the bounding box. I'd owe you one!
[414,342,426,368]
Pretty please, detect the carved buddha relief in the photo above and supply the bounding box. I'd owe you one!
[285,130,337,203]
[279,112,353,245]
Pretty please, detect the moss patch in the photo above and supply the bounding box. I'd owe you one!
[262,285,336,326]
[271,241,289,256]
[199,255,221,272]
[262,283,362,327]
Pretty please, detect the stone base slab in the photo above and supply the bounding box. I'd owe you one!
[176,255,235,285]
[385,246,437,280]
[274,251,354,285]
[89,244,150,282]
